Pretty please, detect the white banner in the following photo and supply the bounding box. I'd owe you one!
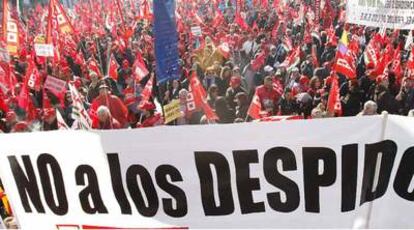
[0,115,414,229]
[346,0,414,29]
[34,44,54,57]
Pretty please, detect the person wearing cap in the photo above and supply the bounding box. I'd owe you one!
[373,75,398,114]
[225,76,247,110]
[136,101,163,128]
[91,84,129,128]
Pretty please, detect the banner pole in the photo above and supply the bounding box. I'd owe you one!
[364,111,389,229]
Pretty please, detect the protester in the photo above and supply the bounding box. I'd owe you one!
[0,0,413,133]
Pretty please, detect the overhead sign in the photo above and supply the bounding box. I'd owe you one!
[346,0,414,29]
[0,116,414,228]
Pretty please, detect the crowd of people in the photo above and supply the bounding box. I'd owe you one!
[0,0,413,134]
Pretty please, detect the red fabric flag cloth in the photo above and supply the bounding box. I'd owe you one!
[138,74,154,108]
[327,76,342,116]
[234,13,249,31]
[334,51,356,79]
[108,54,119,80]
[364,34,382,69]
[0,91,9,113]
[133,53,149,82]
[251,51,267,71]
[88,59,102,76]
[247,91,262,119]
[261,0,269,8]
[189,72,218,121]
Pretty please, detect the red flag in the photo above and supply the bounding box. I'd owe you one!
[3,0,19,56]
[234,13,249,31]
[406,47,414,77]
[54,0,76,35]
[46,0,56,44]
[334,52,356,79]
[88,59,102,76]
[247,90,262,119]
[114,0,126,27]
[261,0,269,8]
[189,72,218,121]
[18,78,30,110]
[364,34,382,69]
[108,54,119,80]
[217,42,231,59]
[251,51,266,71]
[212,10,225,28]
[0,90,9,113]
[327,76,342,116]
[138,74,154,108]
[390,47,402,81]
[133,53,149,82]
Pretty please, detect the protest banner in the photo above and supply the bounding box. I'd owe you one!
[153,0,180,84]
[44,75,67,95]
[163,99,182,124]
[346,0,414,29]
[34,44,54,57]
[1,115,414,228]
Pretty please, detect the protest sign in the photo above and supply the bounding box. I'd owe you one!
[191,26,202,36]
[163,99,182,124]
[1,115,414,228]
[44,75,67,95]
[346,0,414,29]
[34,44,54,57]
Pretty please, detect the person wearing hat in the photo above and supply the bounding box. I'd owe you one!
[225,76,247,110]
[91,84,129,128]
[136,101,163,128]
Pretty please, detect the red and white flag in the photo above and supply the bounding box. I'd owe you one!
[327,76,342,116]
[2,0,19,56]
[56,109,69,130]
[247,91,262,120]
[108,54,119,80]
[138,74,154,108]
[133,53,149,82]
[189,72,218,121]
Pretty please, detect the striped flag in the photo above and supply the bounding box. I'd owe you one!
[68,83,92,130]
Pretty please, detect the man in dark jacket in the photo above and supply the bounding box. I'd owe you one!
[373,75,398,114]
